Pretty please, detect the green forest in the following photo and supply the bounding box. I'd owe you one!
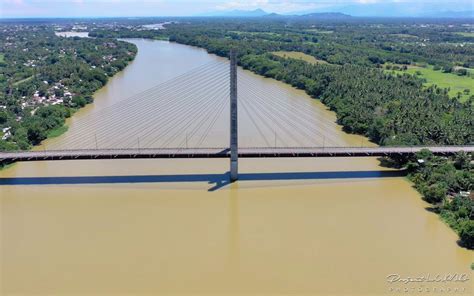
[406,150,473,249]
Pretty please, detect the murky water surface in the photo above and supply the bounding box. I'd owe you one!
[1,40,472,295]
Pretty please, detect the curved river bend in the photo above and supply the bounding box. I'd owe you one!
[1,39,472,295]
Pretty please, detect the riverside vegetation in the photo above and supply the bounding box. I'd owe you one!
[405,150,473,249]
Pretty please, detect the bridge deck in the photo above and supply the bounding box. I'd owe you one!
[1,146,473,163]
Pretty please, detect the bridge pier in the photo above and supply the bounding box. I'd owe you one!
[230,49,238,182]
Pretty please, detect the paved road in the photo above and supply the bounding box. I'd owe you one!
[1,146,473,163]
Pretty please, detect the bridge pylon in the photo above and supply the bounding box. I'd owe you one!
[230,49,238,182]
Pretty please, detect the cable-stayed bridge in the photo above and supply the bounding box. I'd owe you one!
[1,51,472,181]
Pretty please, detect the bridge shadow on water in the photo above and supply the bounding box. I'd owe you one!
[0,170,405,191]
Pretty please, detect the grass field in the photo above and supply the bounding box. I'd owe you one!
[47,125,68,138]
[12,74,36,86]
[386,65,474,102]
[229,31,281,37]
[0,53,4,63]
[272,51,328,65]
[305,29,333,34]
[455,32,474,37]
[153,36,169,41]
[389,33,418,39]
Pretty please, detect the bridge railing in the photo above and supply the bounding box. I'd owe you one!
[1,145,473,159]
[1,144,474,154]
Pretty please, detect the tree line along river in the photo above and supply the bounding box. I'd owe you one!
[1,38,472,295]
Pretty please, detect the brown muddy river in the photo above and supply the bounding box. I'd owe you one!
[1,39,472,295]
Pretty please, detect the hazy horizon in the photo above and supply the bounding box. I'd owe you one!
[1,0,473,19]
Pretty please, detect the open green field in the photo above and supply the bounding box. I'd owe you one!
[305,29,333,34]
[229,31,281,37]
[12,75,35,86]
[153,36,169,41]
[455,32,474,37]
[47,125,68,138]
[389,33,418,39]
[0,53,4,63]
[272,51,328,65]
[386,65,474,102]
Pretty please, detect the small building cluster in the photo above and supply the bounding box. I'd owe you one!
[21,82,71,110]
[1,127,11,140]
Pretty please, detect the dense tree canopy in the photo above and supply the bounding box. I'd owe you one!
[406,150,473,249]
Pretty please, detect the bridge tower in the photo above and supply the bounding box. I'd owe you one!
[230,49,238,182]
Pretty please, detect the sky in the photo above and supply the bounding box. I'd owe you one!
[1,0,473,18]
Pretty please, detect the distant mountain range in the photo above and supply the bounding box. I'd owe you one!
[200,9,351,19]
[290,3,473,18]
[298,12,352,19]
[201,6,473,18]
